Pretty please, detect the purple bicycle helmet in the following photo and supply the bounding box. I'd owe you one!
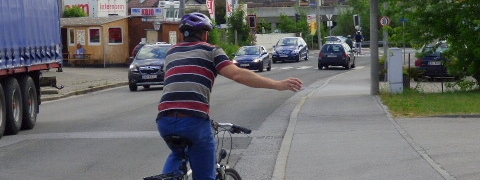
[179,12,213,32]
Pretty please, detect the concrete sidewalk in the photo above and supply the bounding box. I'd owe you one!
[275,65,480,180]
[40,67,128,101]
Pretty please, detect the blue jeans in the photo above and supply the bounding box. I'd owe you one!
[355,42,362,53]
[156,116,216,180]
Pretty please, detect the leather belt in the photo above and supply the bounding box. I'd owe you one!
[166,111,191,118]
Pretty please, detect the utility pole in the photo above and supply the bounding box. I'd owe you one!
[316,0,322,49]
[370,0,379,95]
[179,0,185,18]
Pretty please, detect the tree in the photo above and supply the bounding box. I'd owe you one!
[226,8,253,46]
[334,0,370,40]
[63,6,87,18]
[277,13,296,33]
[276,11,319,48]
[386,0,480,85]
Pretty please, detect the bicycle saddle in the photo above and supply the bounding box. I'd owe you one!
[164,135,192,148]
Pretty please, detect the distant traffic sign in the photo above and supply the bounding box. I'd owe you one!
[326,14,333,20]
[380,16,390,26]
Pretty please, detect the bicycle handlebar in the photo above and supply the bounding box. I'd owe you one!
[214,122,252,134]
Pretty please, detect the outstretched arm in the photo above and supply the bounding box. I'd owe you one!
[219,64,303,92]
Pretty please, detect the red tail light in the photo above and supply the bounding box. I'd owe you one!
[318,52,323,57]
[415,59,422,66]
[343,52,348,58]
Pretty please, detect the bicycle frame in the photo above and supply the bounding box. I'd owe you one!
[144,122,250,180]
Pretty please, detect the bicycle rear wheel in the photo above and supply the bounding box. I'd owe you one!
[218,168,241,180]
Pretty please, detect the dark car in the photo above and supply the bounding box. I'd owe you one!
[271,37,309,63]
[128,43,172,91]
[131,42,145,57]
[232,45,272,72]
[318,42,355,70]
[415,41,453,80]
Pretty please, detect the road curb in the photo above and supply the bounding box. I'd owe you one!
[41,82,128,102]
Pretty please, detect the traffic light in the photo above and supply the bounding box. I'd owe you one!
[295,13,300,22]
[353,14,360,26]
[248,15,256,28]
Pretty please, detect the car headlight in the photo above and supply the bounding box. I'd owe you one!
[272,51,278,55]
[232,60,238,64]
[253,58,261,63]
[292,49,299,54]
[129,64,139,72]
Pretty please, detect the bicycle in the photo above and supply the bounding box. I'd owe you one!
[144,121,252,180]
[354,43,361,56]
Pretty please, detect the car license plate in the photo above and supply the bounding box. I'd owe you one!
[428,61,441,65]
[327,55,337,57]
[240,64,249,67]
[280,55,288,57]
[142,75,157,79]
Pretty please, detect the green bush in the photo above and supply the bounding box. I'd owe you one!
[403,66,424,81]
[208,29,239,59]
[218,43,240,59]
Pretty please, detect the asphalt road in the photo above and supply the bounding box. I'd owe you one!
[0,51,370,180]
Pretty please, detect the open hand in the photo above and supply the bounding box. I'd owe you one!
[278,77,303,92]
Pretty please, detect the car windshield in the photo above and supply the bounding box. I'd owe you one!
[236,46,260,55]
[136,45,171,60]
[277,38,298,46]
[322,44,343,53]
[422,43,448,55]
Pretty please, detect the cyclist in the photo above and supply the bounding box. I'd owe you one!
[345,35,353,49]
[156,12,303,180]
[354,31,364,54]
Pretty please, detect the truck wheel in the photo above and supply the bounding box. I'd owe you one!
[19,76,38,130]
[4,78,23,135]
[0,83,6,139]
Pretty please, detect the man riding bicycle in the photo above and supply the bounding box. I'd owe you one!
[156,12,303,180]
[354,31,364,54]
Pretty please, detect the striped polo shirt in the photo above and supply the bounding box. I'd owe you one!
[157,41,233,119]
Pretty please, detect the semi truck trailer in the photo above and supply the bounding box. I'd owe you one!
[0,0,63,138]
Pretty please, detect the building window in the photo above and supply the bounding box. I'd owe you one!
[108,27,123,44]
[69,28,75,46]
[89,28,101,45]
